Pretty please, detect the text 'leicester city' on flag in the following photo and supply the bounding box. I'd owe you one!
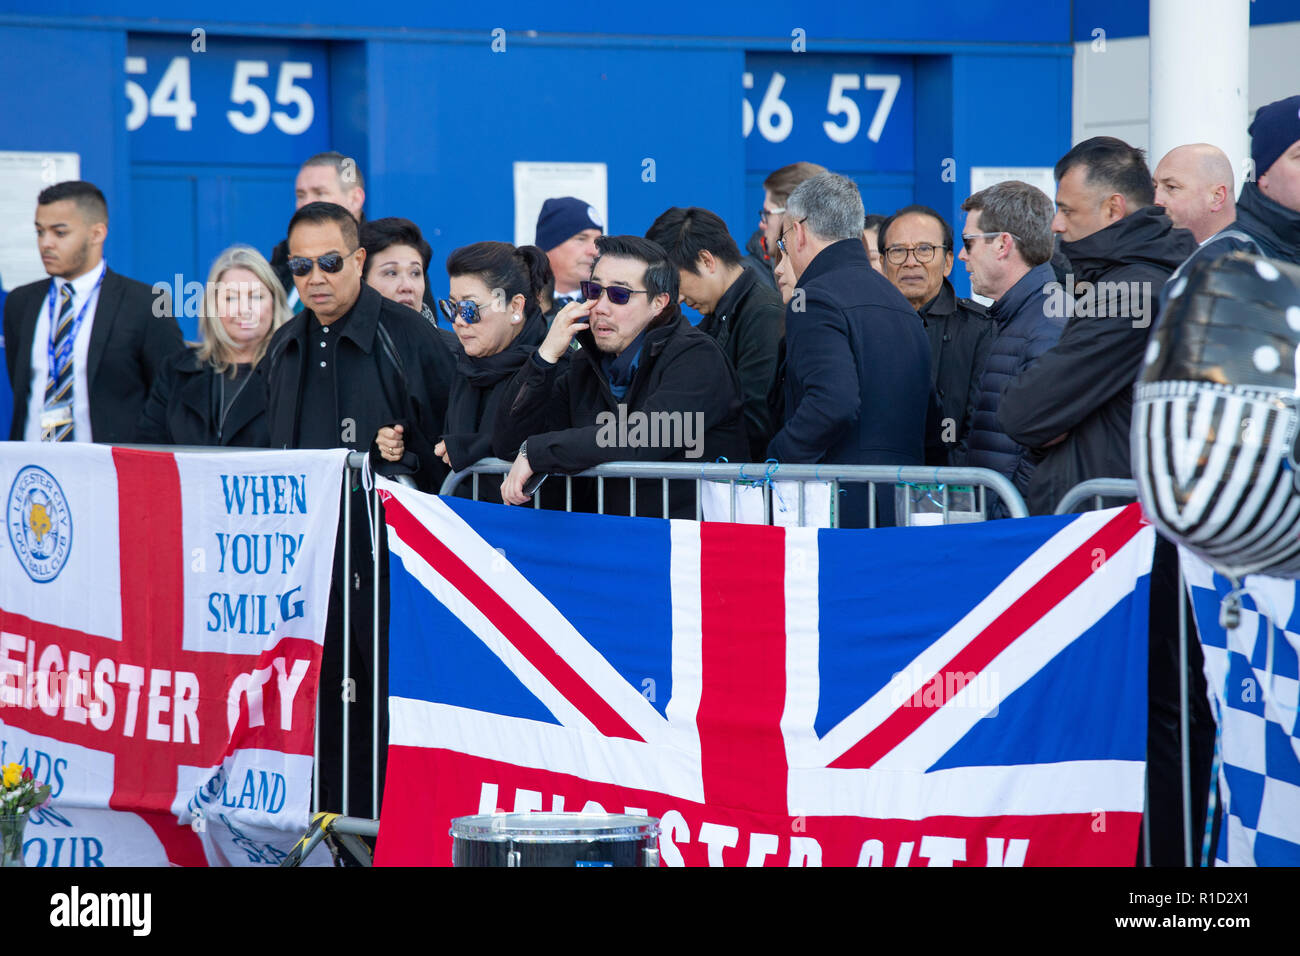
[374,479,1154,867]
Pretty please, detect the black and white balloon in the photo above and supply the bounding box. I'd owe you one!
[1133,252,1300,579]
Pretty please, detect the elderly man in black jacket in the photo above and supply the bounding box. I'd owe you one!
[766,173,933,528]
[952,181,1064,513]
[494,235,748,518]
[999,137,1196,515]
[645,206,784,459]
[878,204,994,461]
[263,201,455,821]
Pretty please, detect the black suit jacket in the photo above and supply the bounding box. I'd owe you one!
[3,267,185,442]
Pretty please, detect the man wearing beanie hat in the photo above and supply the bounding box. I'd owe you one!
[1162,94,1300,306]
[535,197,603,322]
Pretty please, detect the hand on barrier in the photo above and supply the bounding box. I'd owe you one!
[376,424,405,462]
[434,440,452,467]
[501,450,535,506]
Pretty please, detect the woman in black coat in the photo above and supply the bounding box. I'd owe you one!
[430,242,551,501]
[137,245,290,446]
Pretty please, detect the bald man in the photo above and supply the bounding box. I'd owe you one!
[1153,144,1236,243]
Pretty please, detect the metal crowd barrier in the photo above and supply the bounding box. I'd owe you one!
[116,445,1209,867]
[119,445,384,864]
[1053,477,1206,869]
[440,458,1030,524]
[1052,478,1140,514]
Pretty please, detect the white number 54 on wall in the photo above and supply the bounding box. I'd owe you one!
[125,56,315,135]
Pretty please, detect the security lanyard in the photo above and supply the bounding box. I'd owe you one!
[46,265,106,381]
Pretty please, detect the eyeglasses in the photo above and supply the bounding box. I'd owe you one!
[759,205,785,223]
[960,231,1021,252]
[286,249,358,277]
[884,243,947,265]
[776,217,808,254]
[437,298,487,324]
[580,280,648,306]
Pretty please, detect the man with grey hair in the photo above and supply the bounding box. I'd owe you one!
[953,181,1064,512]
[766,172,933,527]
[1153,144,1236,243]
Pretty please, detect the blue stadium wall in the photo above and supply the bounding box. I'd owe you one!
[0,0,1117,433]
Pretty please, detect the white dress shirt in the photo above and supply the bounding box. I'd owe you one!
[24,259,106,442]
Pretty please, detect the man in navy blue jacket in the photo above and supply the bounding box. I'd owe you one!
[953,180,1064,514]
[767,173,933,527]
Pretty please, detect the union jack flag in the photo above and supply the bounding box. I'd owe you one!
[374,481,1153,866]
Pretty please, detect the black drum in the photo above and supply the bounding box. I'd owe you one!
[450,813,660,867]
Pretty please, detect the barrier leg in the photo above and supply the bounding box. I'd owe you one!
[373,483,381,821]
[1178,559,1192,866]
[342,479,351,818]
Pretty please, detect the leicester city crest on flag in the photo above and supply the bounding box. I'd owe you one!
[7,464,73,583]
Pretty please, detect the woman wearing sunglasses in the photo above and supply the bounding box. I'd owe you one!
[432,241,553,500]
[137,245,289,445]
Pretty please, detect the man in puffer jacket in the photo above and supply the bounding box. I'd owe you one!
[952,181,1064,513]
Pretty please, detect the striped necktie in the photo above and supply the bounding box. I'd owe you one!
[42,282,76,442]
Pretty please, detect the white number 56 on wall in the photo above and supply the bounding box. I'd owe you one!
[125,56,315,135]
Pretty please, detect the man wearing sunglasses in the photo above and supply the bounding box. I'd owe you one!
[262,200,456,820]
[949,181,1063,515]
[766,173,934,528]
[877,204,993,462]
[269,151,367,311]
[493,234,748,516]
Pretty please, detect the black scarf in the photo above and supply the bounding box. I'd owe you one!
[445,311,546,432]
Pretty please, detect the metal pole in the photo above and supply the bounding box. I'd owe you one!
[341,472,351,818]
[1149,0,1250,194]
[1178,559,1192,866]
[373,483,381,819]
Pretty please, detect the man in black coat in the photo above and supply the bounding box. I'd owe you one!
[766,173,933,528]
[262,201,455,821]
[645,206,784,459]
[951,181,1064,512]
[878,204,994,462]
[999,137,1196,515]
[494,235,748,518]
[4,181,183,443]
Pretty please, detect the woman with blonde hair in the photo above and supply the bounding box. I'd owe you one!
[138,245,290,445]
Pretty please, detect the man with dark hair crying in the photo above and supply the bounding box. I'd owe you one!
[493,234,748,517]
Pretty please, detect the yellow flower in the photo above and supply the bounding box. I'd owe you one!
[1,763,20,789]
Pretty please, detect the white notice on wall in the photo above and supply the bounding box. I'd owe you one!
[0,151,81,292]
[513,162,608,249]
[969,166,1056,203]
